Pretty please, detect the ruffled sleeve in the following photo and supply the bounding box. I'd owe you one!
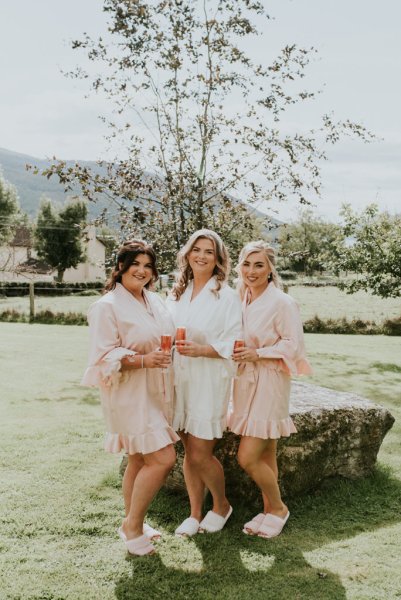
[209,291,243,359]
[256,296,312,376]
[81,299,136,387]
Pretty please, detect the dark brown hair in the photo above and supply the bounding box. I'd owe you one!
[104,240,159,292]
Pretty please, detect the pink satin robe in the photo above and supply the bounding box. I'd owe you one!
[228,283,312,439]
[82,282,179,454]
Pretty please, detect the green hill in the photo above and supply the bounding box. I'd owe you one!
[0,147,280,236]
[0,147,108,219]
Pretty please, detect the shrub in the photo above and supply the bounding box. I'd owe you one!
[279,270,298,280]
[0,309,28,323]
[382,316,401,336]
[33,310,88,325]
[0,309,87,325]
[303,315,382,335]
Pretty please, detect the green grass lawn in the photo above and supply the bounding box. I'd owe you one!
[1,286,400,323]
[0,324,400,600]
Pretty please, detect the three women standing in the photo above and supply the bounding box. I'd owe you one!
[83,234,310,554]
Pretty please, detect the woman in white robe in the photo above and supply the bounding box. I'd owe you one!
[166,230,242,536]
[82,240,179,556]
[229,241,311,539]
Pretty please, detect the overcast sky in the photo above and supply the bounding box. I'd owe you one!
[0,0,400,221]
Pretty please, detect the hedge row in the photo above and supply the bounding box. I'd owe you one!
[303,315,401,336]
[1,309,400,335]
[0,279,343,297]
[0,281,103,297]
[0,309,87,325]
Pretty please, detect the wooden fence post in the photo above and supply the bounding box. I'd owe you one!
[29,281,35,322]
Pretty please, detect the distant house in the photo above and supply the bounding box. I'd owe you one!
[0,225,106,283]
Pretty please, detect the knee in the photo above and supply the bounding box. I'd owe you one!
[127,453,144,470]
[186,449,209,470]
[237,449,256,474]
[153,445,176,473]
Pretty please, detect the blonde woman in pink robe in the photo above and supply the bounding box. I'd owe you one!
[229,241,311,539]
[82,240,179,556]
[166,230,242,536]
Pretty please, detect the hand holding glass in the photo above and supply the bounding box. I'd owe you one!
[233,339,245,360]
[174,326,186,352]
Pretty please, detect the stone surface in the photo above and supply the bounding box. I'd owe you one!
[164,381,395,503]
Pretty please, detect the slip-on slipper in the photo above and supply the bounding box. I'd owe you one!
[242,512,265,535]
[199,505,233,533]
[143,523,162,540]
[258,511,290,539]
[175,517,200,537]
[125,533,155,556]
[118,523,161,542]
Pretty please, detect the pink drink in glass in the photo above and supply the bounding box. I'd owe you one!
[161,334,173,352]
[233,339,245,352]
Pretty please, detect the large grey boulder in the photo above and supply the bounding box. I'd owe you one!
[165,381,395,502]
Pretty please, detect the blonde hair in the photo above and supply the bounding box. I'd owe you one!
[171,229,230,300]
[236,240,282,299]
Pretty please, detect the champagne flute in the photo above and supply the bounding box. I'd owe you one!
[175,326,186,346]
[233,339,245,377]
[160,334,172,373]
[233,339,245,353]
[175,327,186,361]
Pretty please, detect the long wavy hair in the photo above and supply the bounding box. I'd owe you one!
[171,229,230,300]
[236,241,282,299]
[104,239,159,292]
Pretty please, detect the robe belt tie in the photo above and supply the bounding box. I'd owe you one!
[237,361,256,384]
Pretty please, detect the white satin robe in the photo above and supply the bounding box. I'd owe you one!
[166,277,242,440]
[228,283,312,439]
[82,282,179,454]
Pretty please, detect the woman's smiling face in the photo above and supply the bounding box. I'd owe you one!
[240,251,271,292]
[188,237,217,279]
[120,253,154,295]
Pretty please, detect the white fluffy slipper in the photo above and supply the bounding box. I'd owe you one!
[242,512,265,535]
[199,506,233,533]
[258,512,290,539]
[175,517,200,537]
[118,522,162,542]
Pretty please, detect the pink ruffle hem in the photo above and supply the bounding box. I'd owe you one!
[228,414,297,440]
[104,427,179,455]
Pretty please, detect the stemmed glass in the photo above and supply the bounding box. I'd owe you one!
[175,327,186,344]
[175,327,186,369]
[160,334,172,373]
[233,339,245,353]
[233,339,245,378]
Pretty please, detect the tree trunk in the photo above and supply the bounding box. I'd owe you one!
[56,269,65,283]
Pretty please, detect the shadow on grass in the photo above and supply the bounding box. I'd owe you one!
[113,466,401,600]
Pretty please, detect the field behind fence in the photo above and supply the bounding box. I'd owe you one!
[0,285,400,322]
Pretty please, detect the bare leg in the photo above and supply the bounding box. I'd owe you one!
[179,432,205,522]
[122,444,176,540]
[237,437,287,517]
[122,453,145,516]
[260,439,278,513]
[184,434,230,519]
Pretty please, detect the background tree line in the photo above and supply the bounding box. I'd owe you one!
[2,0,398,295]
[0,173,88,282]
[2,169,400,297]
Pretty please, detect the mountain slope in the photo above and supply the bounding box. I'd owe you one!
[0,147,104,218]
[0,148,279,235]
